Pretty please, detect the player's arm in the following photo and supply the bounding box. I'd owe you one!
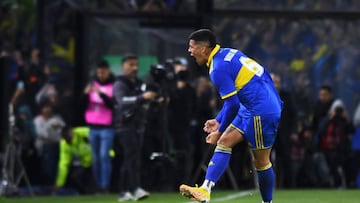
[217,95,240,133]
[211,68,240,133]
[203,110,223,133]
[215,109,224,123]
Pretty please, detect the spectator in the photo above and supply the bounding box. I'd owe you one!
[113,54,156,201]
[352,102,360,188]
[34,102,65,185]
[16,105,36,155]
[317,99,355,188]
[311,85,334,136]
[271,73,297,188]
[295,120,331,187]
[83,60,115,193]
[26,48,48,112]
[35,82,59,107]
[54,126,95,194]
[288,121,307,187]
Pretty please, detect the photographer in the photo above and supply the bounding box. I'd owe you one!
[113,54,156,201]
[167,58,196,187]
[54,126,95,194]
[34,102,65,185]
[317,99,355,188]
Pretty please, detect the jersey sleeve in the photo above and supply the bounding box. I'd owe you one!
[215,109,223,123]
[211,66,240,132]
[211,67,237,99]
[217,94,240,132]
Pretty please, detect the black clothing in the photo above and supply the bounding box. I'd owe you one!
[273,89,297,188]
[168,82,196,187]
[113,74,147,192]
[311,99,334,133]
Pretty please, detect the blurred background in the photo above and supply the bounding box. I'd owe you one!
[1,0,360,197]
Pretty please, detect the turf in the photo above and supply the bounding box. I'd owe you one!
[1,189,360,203]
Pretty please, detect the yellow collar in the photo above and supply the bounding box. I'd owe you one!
[206,44,220,68]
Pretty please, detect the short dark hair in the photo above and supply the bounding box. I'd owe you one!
[122,53,138,64]
[320,85,332,93]
[188,29,217,48]
[97,59,109,69]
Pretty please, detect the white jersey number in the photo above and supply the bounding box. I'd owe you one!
[239,56,264,77]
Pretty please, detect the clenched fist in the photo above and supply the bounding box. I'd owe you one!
[203,119,219,133]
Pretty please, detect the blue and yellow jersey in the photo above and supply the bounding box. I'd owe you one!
[208,45,283,116]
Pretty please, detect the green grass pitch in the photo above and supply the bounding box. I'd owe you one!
[1,189,360,203]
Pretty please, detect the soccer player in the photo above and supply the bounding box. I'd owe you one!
[179,29,283,203]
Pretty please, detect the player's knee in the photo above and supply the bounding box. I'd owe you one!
[217,131,241,147]
[253,159,271,170]
[217,136,233,148]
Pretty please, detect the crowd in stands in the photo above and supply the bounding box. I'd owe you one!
[215,0,360,10]
[1,0,360,197]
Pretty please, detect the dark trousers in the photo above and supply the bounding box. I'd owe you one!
[42,143,59,185]
[67,166,96,194]
[116,128,142,192]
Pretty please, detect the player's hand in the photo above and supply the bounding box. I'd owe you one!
[204,119,219,133]
[206,131,221,144]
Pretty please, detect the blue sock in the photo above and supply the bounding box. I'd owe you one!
[205,144,232,183]
[257,163,274,202]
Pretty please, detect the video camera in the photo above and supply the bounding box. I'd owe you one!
[148,57,190,97]
[150,59,176,84]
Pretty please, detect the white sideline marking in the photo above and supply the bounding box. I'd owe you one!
[184,190,257,203]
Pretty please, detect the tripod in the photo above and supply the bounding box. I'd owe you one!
[0,104,34,196]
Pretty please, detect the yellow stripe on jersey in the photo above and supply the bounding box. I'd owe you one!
[258,116,264,148]
[254,116,264,149]
[221,91,237,99]
[209,60,214,74]
[254,116,259,148]
[235,65,256,91]
[206,44,221,68]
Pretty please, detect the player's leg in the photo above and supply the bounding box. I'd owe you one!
[249,114,279,203]
[252,148,274,203]
[180,126,243,202]
[203,127,243,190]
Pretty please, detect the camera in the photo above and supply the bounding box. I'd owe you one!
[150,59,176,83]
[334,106,344,118]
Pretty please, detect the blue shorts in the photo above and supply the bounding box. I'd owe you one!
[231,113,280,150]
